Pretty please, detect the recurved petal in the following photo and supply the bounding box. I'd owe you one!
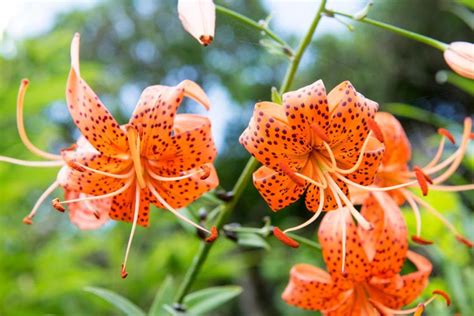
[318,207,372,282]
[240,101,310,171]
[253,166,306,211]
[282,80,330,146]
[108,186,153,227]
[368,251,432,309]
[150,163,218,209]
[148,114,217,173]
[359,192,408,278]
[282,264,349,311]
[375,112,411,166]
[65,190,110,230]
[66,34,128,156]
[178,0,215,46]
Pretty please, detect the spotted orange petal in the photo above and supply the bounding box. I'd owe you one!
[375,112,411,167]
[359,192,408,278]
[239,101,311,171]
[281,80,330,146]
[368,251,432,309]
[305,174,349,211]
[281,263,350,311]
[66,34,128,156]
[108,186,153,227]
[318,207,372,282]
[253,166,307,211]
[65,190,110,230]
[151,114,217,174]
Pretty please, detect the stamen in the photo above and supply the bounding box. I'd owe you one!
[340,209,347,275]
[401,190,424,241]
[272,227,299,248]
[456,235,473,248]
[121,183,141,279]
[432,290,451,306]
[278,161,305,186]
[293,172,326,188]
[411,235,434,245]
[413,166,433,184]
[147,182,214,237]
[58,180,133,205]
[71,161,134,179]
[311,124,330,143]
[335,172,418,192]
[147,164,211,182]
[423,137,445,169]
[283,188,325,233]
[0,156,64,167]
[15,79,62,161]
[438,128,456,144]
[367,118,384,143]
[126,125,146,189]
[23,181,59,224]
[369,289,448,315]
[430,184,474,191]
[413,166,430,196]
[51,198,65,212]
[199,165,211,180]
[205,226,218,243]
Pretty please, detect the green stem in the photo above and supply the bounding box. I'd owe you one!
[215,4,291,52]
[326,9,448,51]
[279,0,327,94]
[174,2,328,305]
[286,233,321,250]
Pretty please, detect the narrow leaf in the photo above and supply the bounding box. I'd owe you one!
[237,232,271,250]
[149,276,175,316]
[84,286,146,316]
[184,286,242,315]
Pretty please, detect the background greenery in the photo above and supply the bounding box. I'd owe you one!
[0,0,472,315]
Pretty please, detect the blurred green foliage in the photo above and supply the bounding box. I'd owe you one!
[0,0,472,315]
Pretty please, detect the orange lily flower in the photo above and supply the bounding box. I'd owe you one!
[240,80,385,245]
[348,112,473,247]
[282,193,450,315]
[0,33,220,277]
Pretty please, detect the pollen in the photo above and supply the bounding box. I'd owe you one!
[411,235,433,245]
[278,161,305,186]
[432,290,451,306]
[455,235,473,248]
[413,166,430,196]
[22,216,33,225]
[199,165,211,180]
[121,264,128,279]
[205,226,218,243]
[273,227,299,248]
[438,128,456,144]
[51,198,65,212]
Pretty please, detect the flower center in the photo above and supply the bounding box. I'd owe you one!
[125,125,146,188]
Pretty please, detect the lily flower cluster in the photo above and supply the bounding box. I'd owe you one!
[240,79,472,314]
[0,34,219,278]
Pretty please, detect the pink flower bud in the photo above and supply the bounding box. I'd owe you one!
[178,0,215,46]
[443,42,474,79]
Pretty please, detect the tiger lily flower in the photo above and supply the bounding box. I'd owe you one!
[1,33,220,277]
[443,42,474,79]
[282,193,450,315]
[178,0,215,46]
[348,112,473,247]
[240,80,385,246]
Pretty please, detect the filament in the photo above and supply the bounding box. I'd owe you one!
[0,156,64,167]
[147,165,209,182]
[59,180,133,205]
[369,290,450,315]
[16,79,62,161]
[120,183,141,279]
[23,180,59,223]
[335,173,418,192]
[423,137,445,169]
[283,187,325,233]
[401,190,422,237]
[72,161,134,179]
[294,172,326,189]
[430,184,474,191]
[340,208,347,274]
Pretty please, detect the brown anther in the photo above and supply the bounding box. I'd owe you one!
[413,166,430,196]
[278,161,305,186]
[433,290,451,306]
[455,235,473,248]
[411,235,433,245]
[414,303,425,316]
[93,210,101,220]
[273,227,299,248]
[367,118,384,143]
[205,226,218,243]
[22,216,33,225]
[341,271,349,278]
[51,198,65,212]
[121,264,128,279]
[437,128,456,144]
[413,166,433,184]
[22,78,30,86]
[199,35,213,46]
[311,124,330,143]
[199,165,211,180]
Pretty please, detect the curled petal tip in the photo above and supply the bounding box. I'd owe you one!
[438,128,456,144]
[368,117,384,143]
[22,216,33,225]
[455,235,473,248]
[205,226,218,243]
[51,198,65,212]
[433,290,451,306]
[411,235,434,245]
[273,227,299,248]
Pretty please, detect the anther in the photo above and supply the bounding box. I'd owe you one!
[413,166,430,196]
[121,264,128,279]
[199,35,213,46]
[438,128,456,144]
[470,132,474,140]
[413,166,433,184]
[205,226,218,243]
[411,235,433,245]
[432,290,451,306]
[93,210,101,220]
[455,235,473,248]
[51,198,65,212]
[311,124,330,143]
[199,165,211,180]
[279,161,305,186]
[273,227,299,248]
[367,117,384,143]
[23,216,33,225]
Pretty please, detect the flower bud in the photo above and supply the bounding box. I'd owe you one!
[443,42,474,79]
[178,0,215,46]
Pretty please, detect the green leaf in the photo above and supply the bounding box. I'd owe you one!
[237,232,270,250]
[183,286,243,315]
[84,287,146,316]
[149,276,175,316]
[382,103,458,127]
[271,87,282,104]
